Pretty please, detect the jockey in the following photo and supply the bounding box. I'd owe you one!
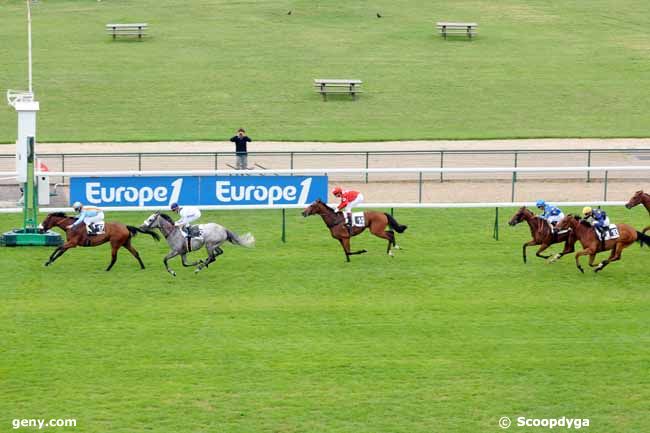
[583,206,610,239]
[171,202,201,239]
[67,201,104,234]
[332,186,364,234]
[535,199,564,228]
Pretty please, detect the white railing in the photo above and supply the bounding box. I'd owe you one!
[0,201,628,214]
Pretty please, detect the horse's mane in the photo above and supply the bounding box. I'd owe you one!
[315,199,335,212]
[158,213,174,224]
[50,212,69,218]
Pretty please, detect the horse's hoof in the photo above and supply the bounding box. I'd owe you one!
[44,261,49,267]
[394,245,401,250]
[388,251,394,257]
[169,271,176,277]
[578,267,584,274]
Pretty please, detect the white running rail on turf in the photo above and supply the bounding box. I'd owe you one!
[0,201,628,213]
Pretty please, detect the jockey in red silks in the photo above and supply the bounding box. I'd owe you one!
[331,186,364,234]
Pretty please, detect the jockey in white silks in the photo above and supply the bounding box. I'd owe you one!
[170,203,201,238]
[68,201,104,234]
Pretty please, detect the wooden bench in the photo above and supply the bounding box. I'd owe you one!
[313,79,363,101]
[106,23,148,40]
[436,22,477,39]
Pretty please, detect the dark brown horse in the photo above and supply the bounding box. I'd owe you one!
[40,212,159,271]
[508,206,576,263]
[302,199,407,261]
[556,214,650,273]
[625,190,650,233]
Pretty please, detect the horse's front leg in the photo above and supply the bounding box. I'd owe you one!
[164,251,180,277]
[44,246,63,266]
[338,238,351,262]
[44,242,74,266]
[574,249,592,273]
[522,239,537,264]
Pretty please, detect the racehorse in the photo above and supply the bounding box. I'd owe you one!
[141,212,255,276]
[625,190,650,233]
[508,206,576,263]
[556,214,650,273]
[40,212,160,271]
[301,199,407,261]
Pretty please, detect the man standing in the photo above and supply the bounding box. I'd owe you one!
[229,128,251,170]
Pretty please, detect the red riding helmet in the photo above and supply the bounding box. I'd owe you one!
[331,186,343,196]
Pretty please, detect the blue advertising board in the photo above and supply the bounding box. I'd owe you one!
[69,175,328,207]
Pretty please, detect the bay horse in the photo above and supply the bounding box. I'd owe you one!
[625,190,650,233]
[302,199,407,261]
[508,207,576,263]
[40,212,160,271]
[556,214,650,273]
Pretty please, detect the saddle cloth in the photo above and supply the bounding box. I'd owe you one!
[86,222,105,235]
[595,224,619,241]
[349,212,365,227]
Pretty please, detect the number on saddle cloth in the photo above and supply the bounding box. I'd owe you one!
[351,212,365,227]
[596,224,619,241]
[86,222,105,235]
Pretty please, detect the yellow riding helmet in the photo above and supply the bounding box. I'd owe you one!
[582,206,592,216]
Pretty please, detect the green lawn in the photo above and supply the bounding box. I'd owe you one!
[1,207,649,432]
[2,0,650,142]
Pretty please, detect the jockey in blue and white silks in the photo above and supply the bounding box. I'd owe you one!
[68,201,104,234]
[535,199,564,227]
[583,206,610,239]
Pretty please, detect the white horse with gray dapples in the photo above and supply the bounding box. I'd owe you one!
[141,212,255,276]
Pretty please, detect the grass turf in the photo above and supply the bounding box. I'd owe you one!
[1,207,649,432]
[3,0,650,142]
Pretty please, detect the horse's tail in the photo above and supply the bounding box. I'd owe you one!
[226,229,255,248]
[636,231,650,247]
[384,213,407,233]
[127,225,160,242]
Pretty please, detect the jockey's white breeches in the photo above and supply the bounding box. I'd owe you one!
[547,213,564,226]
[84,212,104,225]
[343,194,364,213]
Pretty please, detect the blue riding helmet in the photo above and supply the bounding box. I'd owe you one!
[536,199,546,208]
[170,202,179,211]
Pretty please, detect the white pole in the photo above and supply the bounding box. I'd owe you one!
[26,0,33,94]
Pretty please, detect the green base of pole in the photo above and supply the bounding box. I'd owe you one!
[1,229,63,247]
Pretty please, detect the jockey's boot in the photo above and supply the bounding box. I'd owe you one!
[182,226,192,251]
[596,226,606,250]
[346,212,353,235]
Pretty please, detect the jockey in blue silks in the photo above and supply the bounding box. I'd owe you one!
[583,206,610,239]
[535,199,564,228]
[67,201,105,234]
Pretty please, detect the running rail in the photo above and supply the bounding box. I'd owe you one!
[0,201,628,213]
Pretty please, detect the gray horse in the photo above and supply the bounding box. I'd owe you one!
[141,212,255,276]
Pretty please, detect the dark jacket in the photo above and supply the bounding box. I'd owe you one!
[230,135,251,153]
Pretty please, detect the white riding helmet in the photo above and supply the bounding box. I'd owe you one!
[72,201,83,211]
